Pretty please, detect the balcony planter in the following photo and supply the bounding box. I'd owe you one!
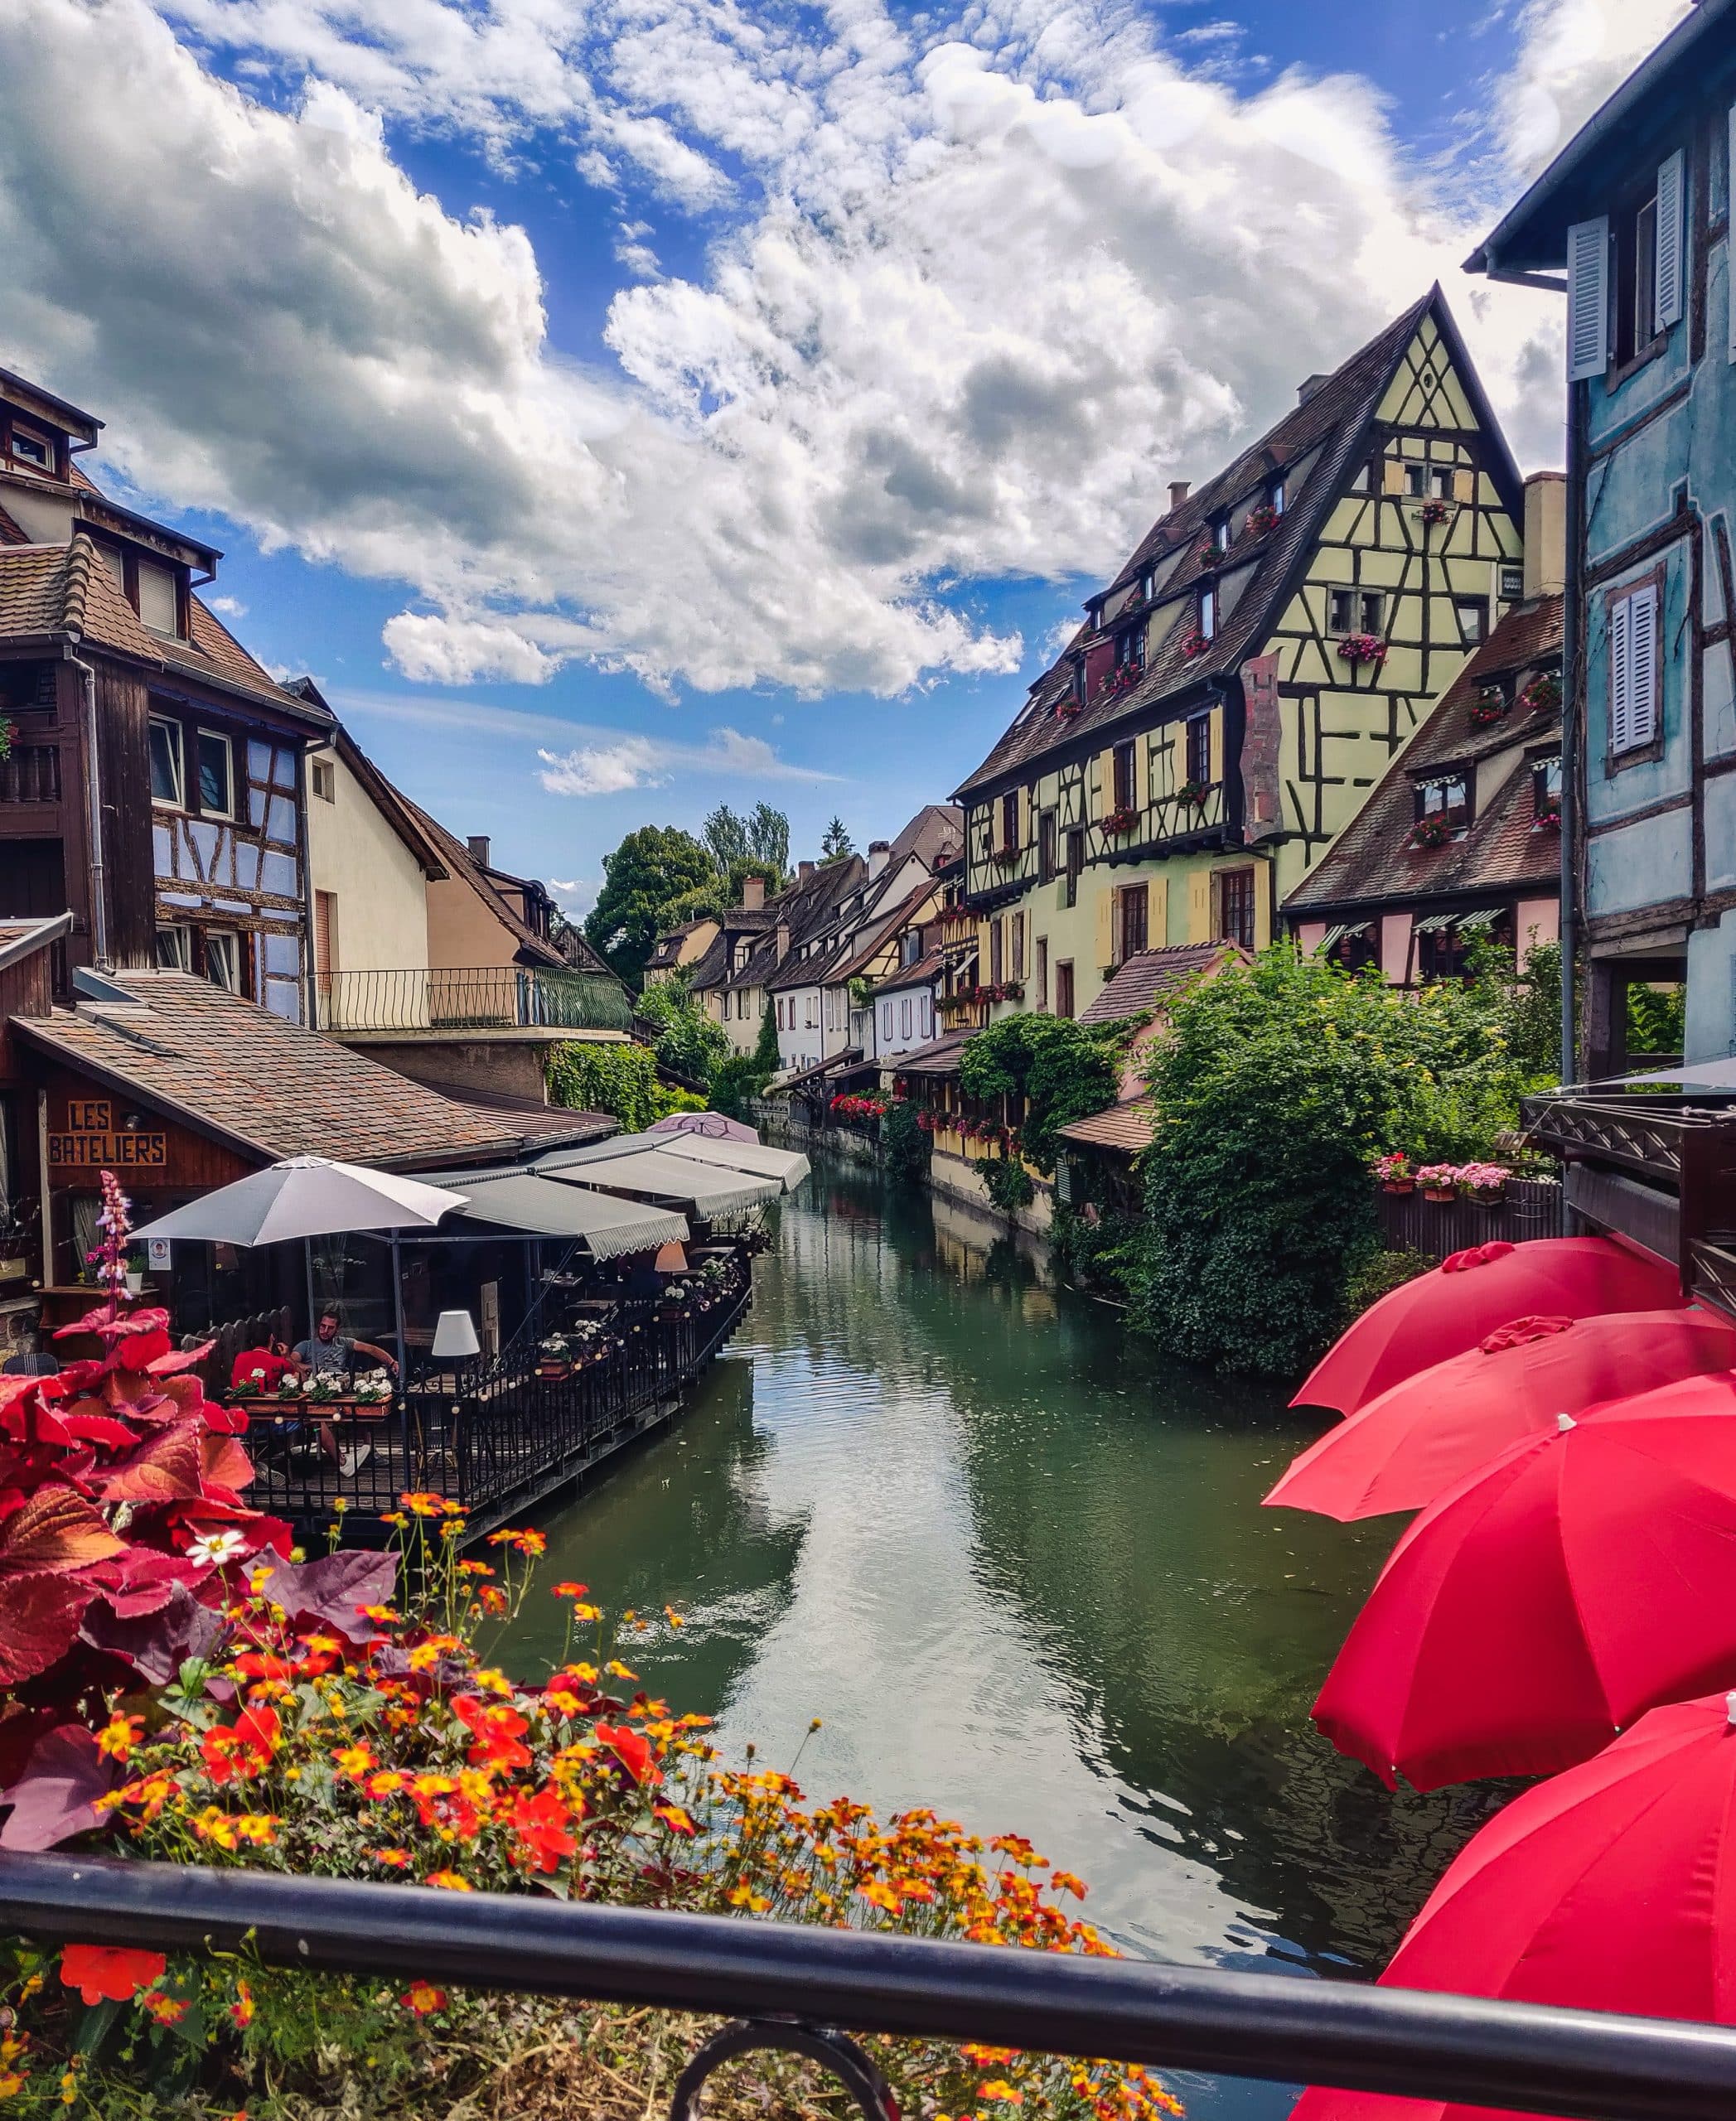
[1178,631,1211,661]
[1416,1164,1461,1204]
[1055,700,1083,722]
[1458,1162,1511,1206]
[1177,780,1209,809]
[1407,814,1455,851]
[992,848,1020,868]
[1103,807,1139,836]
[1337,633,1389,671]
[1468,686,1509,728]
[1372,1152,1414,1195]
[1245,503,1279,539]
[1521,673,1563,715]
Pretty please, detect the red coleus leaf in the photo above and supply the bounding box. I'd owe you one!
[0,1487,124,1573]
[95,1421,204,1505]
[0,1573,97,1686]
[144,1341,214,1378]
[199,1433,255,1499]
[60,1942,166,2004]
[85,1545,210,1619]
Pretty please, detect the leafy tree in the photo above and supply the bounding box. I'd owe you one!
[583,826,717,988]
[636,971,730,1089]
[880,1098,929,1187]
[704,803,790,882]
[958,1015,1126,1175]
[709,1004,783,1120]
[660,856,784,929]
[748,802,791,877]
[820,816,855,862]
[1126,947,1557,1378]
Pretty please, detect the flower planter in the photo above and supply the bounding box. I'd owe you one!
[1465,1185,1507,1207]
[1381,1179,1415,1196]
[536,1360,572,1380]
[1421,1185,1458,1204]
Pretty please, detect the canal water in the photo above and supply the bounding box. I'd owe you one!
[504,1167,1503,2117]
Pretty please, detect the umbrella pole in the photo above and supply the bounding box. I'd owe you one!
[391,1234,406,1378]
[303,1239,316,1342]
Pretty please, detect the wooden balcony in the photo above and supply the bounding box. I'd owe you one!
[0,745,60,804]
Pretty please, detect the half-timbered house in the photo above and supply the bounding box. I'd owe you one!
[951,291,1526,1024]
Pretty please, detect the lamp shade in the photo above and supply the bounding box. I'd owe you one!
[431,1309,481,1360]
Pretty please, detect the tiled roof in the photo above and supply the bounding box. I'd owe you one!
[955,291,1511,801]
[886,804,964,872]
[892,1027,975,1077]
[0,534,329,723]
[12,970,610,1169]
[393,788,607,974]
[1079,944,1244,1026]
[875,946,945,995]
[1286,597,1564,914]
[1057,1100,1156,1155]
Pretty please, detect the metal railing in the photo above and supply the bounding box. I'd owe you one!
[3,1850,1735,2121]
[316,965,630,1035]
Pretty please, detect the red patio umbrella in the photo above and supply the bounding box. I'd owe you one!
[1313,1370,1736,1790]
[1293,1237,1680,1418]
[1267,1307,1736,1521]
[1289,1690,1736,2121]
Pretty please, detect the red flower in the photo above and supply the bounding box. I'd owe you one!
[453,1693,532,1770]
[201,1703,279,1785]
[60,1943,166,2004]
[595,1721,659,1785]
[509,1786,577,1872]
[401,1980,447,2015]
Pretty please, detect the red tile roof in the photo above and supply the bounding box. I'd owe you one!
[1057,1100,1155,1155]
[1080,944,1245,1025]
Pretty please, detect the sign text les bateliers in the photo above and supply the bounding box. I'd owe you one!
[48,1099,168,1171]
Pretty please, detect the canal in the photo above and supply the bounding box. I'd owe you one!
[504,1166,1505,2115]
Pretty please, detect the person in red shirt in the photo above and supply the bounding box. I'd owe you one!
[229,1339,294,1394]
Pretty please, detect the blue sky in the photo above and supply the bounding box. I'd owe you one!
[0,0,1684,910]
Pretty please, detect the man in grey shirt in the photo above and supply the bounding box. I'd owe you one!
[292,1307,398,1379]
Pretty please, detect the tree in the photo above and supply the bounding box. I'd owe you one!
[958,1014,1126,1175]
[747,802,790,877]
[583,826,717,988]
[710,1003,783,1120]
[820,817,855,862]
[704,803,789,882]
[636,971,730,1089]
[660,856,784,930]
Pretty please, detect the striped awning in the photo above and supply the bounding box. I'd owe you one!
[1316,922,1373,953]
[1412,911,1458,934]
[412,1167,688,1259]
[533,1143,781,1216]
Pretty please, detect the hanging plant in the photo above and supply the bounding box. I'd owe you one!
[1520,672,1563,715]
[1102,807,1139,835]
[1468,685,1510,728]
[1417,498,1453,527]
[1337,633,1388,669]
[1177,780,1209,809]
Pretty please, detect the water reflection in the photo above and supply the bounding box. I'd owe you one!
[505,1170,1494,2109]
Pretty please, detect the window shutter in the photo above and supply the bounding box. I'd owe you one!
[1655,150,1685,333]
[1095,887,1115,973]
[1609,591,1633,754]
[1567,218,1611,381]
[1629,582,1659,747]
[1149,877,1169,950]
[1208,706,1225,785]
[1453,468,1477,505]
[1381,458,1407,497]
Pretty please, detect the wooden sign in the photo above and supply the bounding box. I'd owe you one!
[1240,654,1284,844]
[47,1098,169,1172]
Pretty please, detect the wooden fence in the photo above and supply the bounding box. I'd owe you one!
[1375,1176,1566,1260]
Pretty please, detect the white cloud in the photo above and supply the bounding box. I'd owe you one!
[0,0,1687,702]
[206,593,247,616]
[536,724,835,795]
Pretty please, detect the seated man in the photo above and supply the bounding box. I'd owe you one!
[230,1336,296,1395]
[292,1307,399,1382]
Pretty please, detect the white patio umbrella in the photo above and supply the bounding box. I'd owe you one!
[131,1156,469,1248]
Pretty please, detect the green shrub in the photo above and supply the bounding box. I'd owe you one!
[959,1016,1126,1175]
[1050,1201,1142,1300]
[880,1097,929,1186]
[981,1154,1036,1214]
[547,1041,665,1132]
[636,973,730,1089]
[1341,1247,1435,1325]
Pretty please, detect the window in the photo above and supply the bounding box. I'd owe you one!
[883,1003,893,1041]
[1185,713,1211,788]
[1329,587,1385,636]
[155,925,191,972]
[989,917,1003,987]
[1429,466,1453,502]
[901,930,921,965]
[1062,828,1084,910]
[1405,462,1428,499]
[1534,755,1563,822]
[805,996,816,1029]
[1036,937,1048,1010]
[1116,622,1144,672]
[1039,809,1057,884]
[1609,578,1661,756]
[1199,587,1217,640]
[1071,661,1086,706]
[1000,790,1020,855]
[1216,867,1256,952]
[196,730,233,817]
[1117,883,1148,964]
[1613,191,1660,369]
[1455,598,1488,647]
[921,994,932,1038]
[1269,478,1286,517]
[1418,775,1471,832]
[1211,517,1231,553]
[147,717,184,807]
[8,427,49,471]
[312,758,336,803]
[1500,564,1525,602]
[902,998,912,1040]
[1111,740,1136,814]
[1055,961,1075,1020]
[204,930,242,993]
[313,889,337,983]
[1010,911,1025,981]
[136,561,181,638]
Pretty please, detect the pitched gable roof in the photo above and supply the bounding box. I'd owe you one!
[1079,944,1245,1025]
[1284,597,1564,916]
[955,290,1520,801]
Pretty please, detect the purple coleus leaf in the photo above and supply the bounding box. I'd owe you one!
[252,1548,397,1643]
[0,1722,120,1850]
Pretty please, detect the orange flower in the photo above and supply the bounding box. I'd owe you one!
[359,1604,401,1626]
[401,1979,447,2014]
[370,1848,413,1869]
[508,1787,576,1873]
[141,1990,189,2027]
[232,1652,296,1684]
[425,1870,473,1892]
[400,1492,447,1518]
[332,1743,378,1780]
[979,2082,1025,2104]
[653,1802,697,1838]
[1050,1870,1089,1900]
[201,1704,279,1785]
[96,1713,143,1761]
[59,1945,166,2005]
[230,1980,255,2030]
[551,1580,588,1597]
[453,1694,532,1770]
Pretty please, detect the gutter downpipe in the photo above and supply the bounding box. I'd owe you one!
[1560,373,1585,1087]
[66,642,110,974]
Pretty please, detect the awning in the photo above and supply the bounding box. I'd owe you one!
[532,1144,781,1216]
[1316,922,1372,954]
[413,1167,688,1259]
[1412,912,1458,935]
[646,1133,810,1193]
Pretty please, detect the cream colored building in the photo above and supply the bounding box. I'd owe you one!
[303,725,437,1024]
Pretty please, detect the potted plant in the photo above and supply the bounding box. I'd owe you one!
[1417,498,1453,527]
[1372,1152,1414,1196]
[1178,630,1211,661]
[1520,672,1563,715]
[1337,632,1389,670]
[1416,1162,1462,1203]
[537,1334,572,1379]
[1055,698,1083,722]
[1177,779,1209,809]
[1407,813,1454,851]
[1103,806,1139,835]
[1245,501,1279,539]
[1468,685,1509,727]
[1535,794,1562,832]
[1458,1161,1511,1205]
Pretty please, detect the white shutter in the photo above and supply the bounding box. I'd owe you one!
[1629,582,1660,747]
[1610,590,1634,754]
[1567,218,1611,381]
[1656,150,1685,333]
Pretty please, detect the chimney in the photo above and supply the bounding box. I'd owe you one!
[1522,471,1568,603]
[868,838,890,881]
[467,834,491,868]
[798,859,815,885]
[775,921,791,960]
[742,873,766,911]
[1168,481,1191,511]
[1298,374,1329,405]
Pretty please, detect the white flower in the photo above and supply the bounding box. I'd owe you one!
[186,1530,247,1568]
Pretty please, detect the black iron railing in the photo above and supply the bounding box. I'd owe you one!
[2,1851,1734,2121]
[316,966,631,1036]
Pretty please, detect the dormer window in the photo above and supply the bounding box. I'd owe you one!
[7,427,50,472]
[1116,623,1144,672]
[1211,518,1231,553]
[1198,586,1218,640]
[1413,775,1471,843]
[1533,755,1563,824]
[1140,569,1155,602]
[1269,478,1286,516]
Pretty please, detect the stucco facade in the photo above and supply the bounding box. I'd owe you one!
[305,744,431,990]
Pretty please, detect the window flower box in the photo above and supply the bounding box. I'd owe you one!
[1178,631,1211,661]
[992,847,1019,868]
[1097,664,1141,702]
[1407,813,1455,850]
[1468,686,1509,727]
[1457,1162,1511,1205]
[1245,502,1279,539]
[1371,1152,1414,1195]
[1103,807,1139,835]
[1417,498,1453,527]
[1055,699,1083,722]
[1520,673,1563,715]
[1337,632,1389,669]
[1534,800,1562,832]
[1177,780,1209,809]
[1415,1163,1461,1203]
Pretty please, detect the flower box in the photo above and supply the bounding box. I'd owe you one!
[1458,1162,1511,1205]
[1417,499,1453,527]
[1177,780,1209,809]
[992,847,1019,867]
[1102,807,1139,835]
[1520,674,1562,715]
[1055,700,1083,722]
[1534,803,1562,832]
[1178,631,1211,661]
[1421,1184,1458,1204]
[1245,503,1279,539]
[1337,633,1389,669]
[1383,1179,1416,1196]
[1415,1163,1461,1203]
[1371,1152,1414,1194]
[1407,814,1454,850]
[537,1359,572,1380]
[1468,687,1509,727]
